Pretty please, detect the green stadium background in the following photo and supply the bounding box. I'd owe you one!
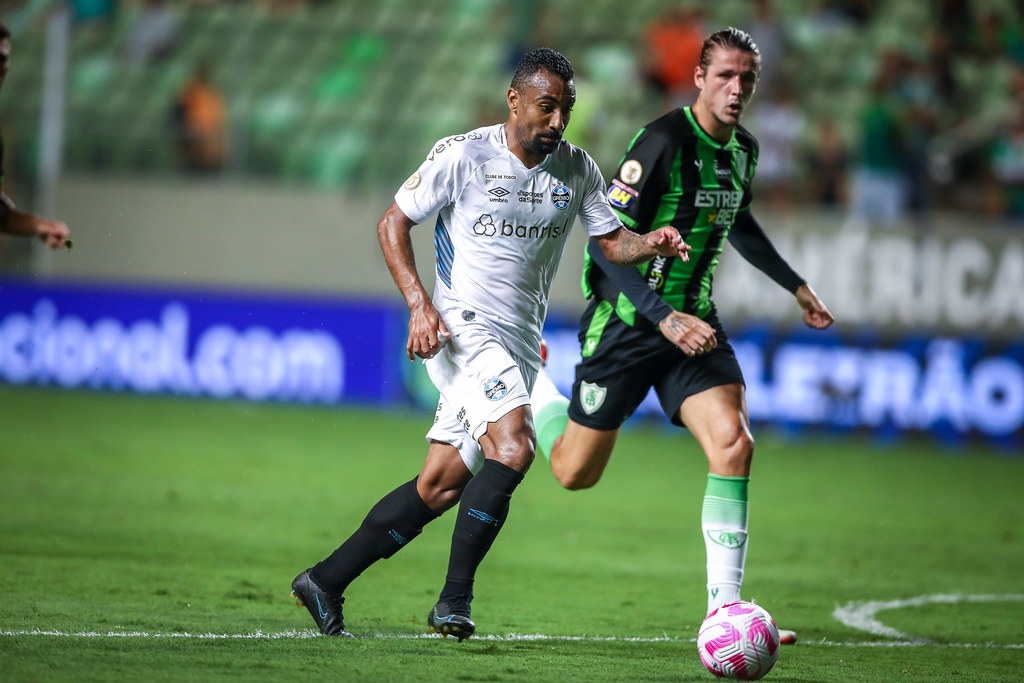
[1,0,1023,447]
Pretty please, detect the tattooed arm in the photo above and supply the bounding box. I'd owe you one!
[592,225,690,266]
[586,236,716,356]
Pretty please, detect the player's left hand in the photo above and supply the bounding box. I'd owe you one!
[795,283,834,329]
[658,310,717,356]
[648,226,690,262]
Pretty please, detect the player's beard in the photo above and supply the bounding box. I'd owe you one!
[530,133,561,155]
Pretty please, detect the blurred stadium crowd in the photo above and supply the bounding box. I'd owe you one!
[2,0,1023,226]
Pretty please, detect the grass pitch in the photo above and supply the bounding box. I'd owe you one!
[1,386,1022,681]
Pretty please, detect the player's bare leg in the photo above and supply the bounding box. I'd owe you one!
[417,440,475,512]
[476,404,536,473]
[548,420,619,490]
[428,406,534,641]
[680,382,753,614]
[678,383,753,478]
[531,357,620,489]
[679,383,796,644]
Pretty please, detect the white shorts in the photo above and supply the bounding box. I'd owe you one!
[424,320,536,473]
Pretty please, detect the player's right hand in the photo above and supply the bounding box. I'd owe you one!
[648,226,691,262]
[658,311,717,356]
[795,284,834,330]
[407,302,451,361]
[37,218,70,250]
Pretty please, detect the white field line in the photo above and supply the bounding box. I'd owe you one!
[2,594,1021,649]
[833,593,1024,643]
[1,628,1022,649]
[2,630,679,642]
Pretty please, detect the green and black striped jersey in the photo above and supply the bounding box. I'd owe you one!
[584,106,759,323]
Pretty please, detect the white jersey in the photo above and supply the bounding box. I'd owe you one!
[394,123,620,362]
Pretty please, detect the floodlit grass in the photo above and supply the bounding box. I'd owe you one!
[1,386,1022,681]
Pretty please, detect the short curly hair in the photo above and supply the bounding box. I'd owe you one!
[510,47,574,91]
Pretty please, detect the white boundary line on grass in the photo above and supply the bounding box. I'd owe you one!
[3,594,1021,649]
[0,629,687,643]
[2,628,1022,649]
[3,630,682,642]
[833,593,1024,645]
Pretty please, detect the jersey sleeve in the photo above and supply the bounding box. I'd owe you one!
[727,211,805,293]
[607,126,673,232]
[739,133,759,211]
[586,239,674,325]
[577,152,623,237]
[393,138,460,223]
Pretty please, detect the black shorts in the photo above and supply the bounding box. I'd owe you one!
[568,307,744,429]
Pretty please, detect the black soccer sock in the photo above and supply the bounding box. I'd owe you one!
[439,459,524,602]
[311,477,438,595]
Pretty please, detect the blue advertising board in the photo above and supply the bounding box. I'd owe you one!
[0,278,406,405]
[540,322,1024,449]
[2,279,1022,448]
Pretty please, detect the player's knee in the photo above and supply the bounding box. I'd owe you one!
[555,466,599,490]
[417,468,468,512]
[550,437,613,490]
[427,488,463,512]
[728,430,755,473]
[418,478,463,512]
[490,430,535,473]
[712,426,754,476]
[550,451,601,489]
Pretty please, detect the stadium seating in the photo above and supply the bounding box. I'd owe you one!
[1,0,1018,188]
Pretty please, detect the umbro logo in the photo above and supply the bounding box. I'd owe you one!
[468,508,500,525]
[488,187,510,203]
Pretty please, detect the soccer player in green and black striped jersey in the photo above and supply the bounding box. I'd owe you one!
[530,28,834,642]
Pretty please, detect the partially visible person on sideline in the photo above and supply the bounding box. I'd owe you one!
[0,23,70,249]
[172,62,227,173]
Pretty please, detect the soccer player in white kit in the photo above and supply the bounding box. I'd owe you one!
[291,48,690,640]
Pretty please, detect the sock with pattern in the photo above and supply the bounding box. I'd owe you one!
[311,477,438,595]
[439,458,524,602]
[703,474,749,613]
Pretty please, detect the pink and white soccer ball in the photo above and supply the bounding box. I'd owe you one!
[697,601,781,680]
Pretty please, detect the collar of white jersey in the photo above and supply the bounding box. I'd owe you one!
[498,123,554,174]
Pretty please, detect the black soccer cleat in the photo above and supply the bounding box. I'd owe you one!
[427,595,475,642]
[290,569,354,637]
